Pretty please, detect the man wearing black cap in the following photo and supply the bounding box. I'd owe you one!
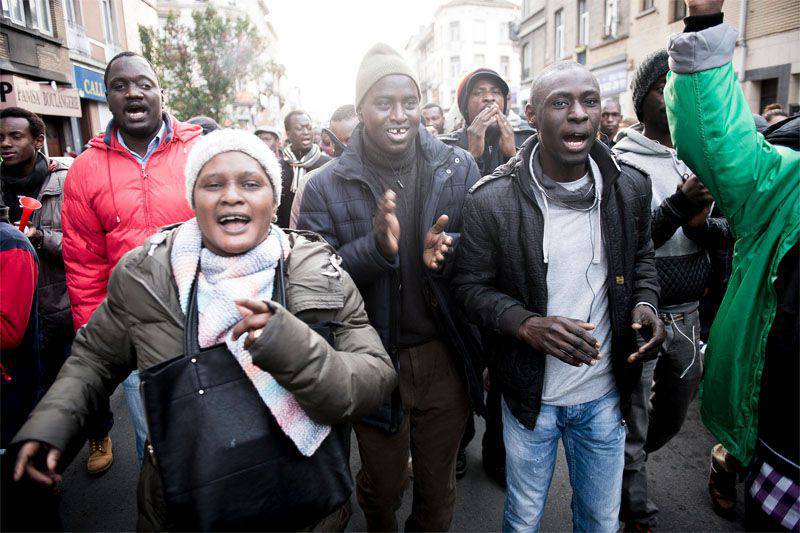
[441,68,534,175]
[613,49,730,531]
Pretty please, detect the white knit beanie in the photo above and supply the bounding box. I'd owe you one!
[184,128,283,209]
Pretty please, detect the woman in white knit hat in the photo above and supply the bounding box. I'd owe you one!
[11,128,397,531]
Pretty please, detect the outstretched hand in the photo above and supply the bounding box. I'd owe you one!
[518,316,603,367]
[14,441,62,486]
[423,214,453,271]
[628,305,666,363]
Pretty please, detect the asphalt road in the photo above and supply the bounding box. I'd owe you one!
[59,388,746,531]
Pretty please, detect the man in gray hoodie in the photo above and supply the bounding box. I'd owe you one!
[614,49,731,531]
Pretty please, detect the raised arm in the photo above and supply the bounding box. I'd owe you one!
[664,10,800,236]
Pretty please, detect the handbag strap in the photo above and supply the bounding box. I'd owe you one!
[182,253,288,358]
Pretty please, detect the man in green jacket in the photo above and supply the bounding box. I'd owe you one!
[665,1,799,530]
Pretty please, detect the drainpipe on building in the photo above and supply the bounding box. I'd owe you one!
[738,0,748,79]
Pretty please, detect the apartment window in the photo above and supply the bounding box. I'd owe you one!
[474,20,485,43]
[30,0,53,34]
[64,0,82,26]
[578,0,589,46]
[642,0,655,9]
[604,0,619,38]
[672,0,687,21]
[500,21,508,40]
[474,53,486,66]
[450,55,461,77]
[101,0,118,44]
[2,0,25,24]
[449,21,460,42]
[500,55,510,78]
[554,9,565,59]
[3,0,52,33]
[521,42,531,79]
[523,0,533,17]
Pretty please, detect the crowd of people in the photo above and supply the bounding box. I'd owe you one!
[0,0,797,531]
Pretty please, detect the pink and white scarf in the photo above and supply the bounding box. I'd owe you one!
[171,218,330,456]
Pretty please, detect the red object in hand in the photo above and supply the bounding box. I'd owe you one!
[17,196,42,232]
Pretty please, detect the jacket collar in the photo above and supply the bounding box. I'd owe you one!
[90,113,201,152]
[500,133,621,198]
[38,158,68,198]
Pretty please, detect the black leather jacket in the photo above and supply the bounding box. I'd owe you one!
[453,135,660,429]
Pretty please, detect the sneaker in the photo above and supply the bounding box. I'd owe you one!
[86,435,113,475]
[456,448,467,479]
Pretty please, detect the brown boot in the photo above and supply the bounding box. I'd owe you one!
[709,443,740,519]
[87,435,113,475]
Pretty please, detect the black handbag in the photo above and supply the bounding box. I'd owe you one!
[140,256,352,531]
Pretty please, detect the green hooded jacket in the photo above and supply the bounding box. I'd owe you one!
[665,22,800,463]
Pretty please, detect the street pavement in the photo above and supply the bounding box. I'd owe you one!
[60,388,746,531]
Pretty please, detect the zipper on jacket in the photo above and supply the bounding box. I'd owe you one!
[140,167,153,229]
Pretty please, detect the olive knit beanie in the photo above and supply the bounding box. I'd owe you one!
[355,43,420,109]
[630,49,670,121]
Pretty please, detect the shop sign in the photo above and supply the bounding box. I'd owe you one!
[73,64,107,102]
[0,75,82,117]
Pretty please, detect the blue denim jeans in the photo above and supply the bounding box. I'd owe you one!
[502,389,625,533]
[122,370,148,465]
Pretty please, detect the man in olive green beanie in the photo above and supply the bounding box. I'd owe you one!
[296,42,484,532]
[355,43,420,109]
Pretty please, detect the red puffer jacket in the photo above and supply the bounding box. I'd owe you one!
[62,115,201,330]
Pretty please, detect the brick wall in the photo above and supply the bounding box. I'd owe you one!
[0,32,9,61]
[745,0,800,40]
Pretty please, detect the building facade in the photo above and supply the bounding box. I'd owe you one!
[406,0,522,114]
[516,0,799,118]
[64,0,157,148]
[2,0,82,156]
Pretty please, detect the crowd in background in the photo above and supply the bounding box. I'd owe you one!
[0,0,798,531]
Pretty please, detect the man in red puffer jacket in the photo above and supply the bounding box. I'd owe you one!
[61,51,201,474]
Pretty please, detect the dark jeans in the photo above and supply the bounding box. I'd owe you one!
[621,308,704,527]
[354,339,469,531]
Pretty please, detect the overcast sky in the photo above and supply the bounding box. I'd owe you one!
[270,1,442,122]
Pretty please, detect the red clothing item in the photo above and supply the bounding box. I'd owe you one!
[62,115,201,330]
[0,229,39,349]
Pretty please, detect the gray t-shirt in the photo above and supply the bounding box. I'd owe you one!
[534,172,616,406]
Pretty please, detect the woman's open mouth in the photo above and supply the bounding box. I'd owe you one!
[217,213,252,234]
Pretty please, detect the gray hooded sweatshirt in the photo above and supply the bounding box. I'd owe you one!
[614,129,708,311]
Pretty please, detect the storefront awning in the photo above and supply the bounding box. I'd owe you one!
[0,74,82,117]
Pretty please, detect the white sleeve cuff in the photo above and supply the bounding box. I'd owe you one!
[634,302,659,316]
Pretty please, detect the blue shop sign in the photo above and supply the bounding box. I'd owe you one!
[73,65,106,102]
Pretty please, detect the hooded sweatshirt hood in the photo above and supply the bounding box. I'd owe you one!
[613,128,700,259]
[456,69,509,120]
